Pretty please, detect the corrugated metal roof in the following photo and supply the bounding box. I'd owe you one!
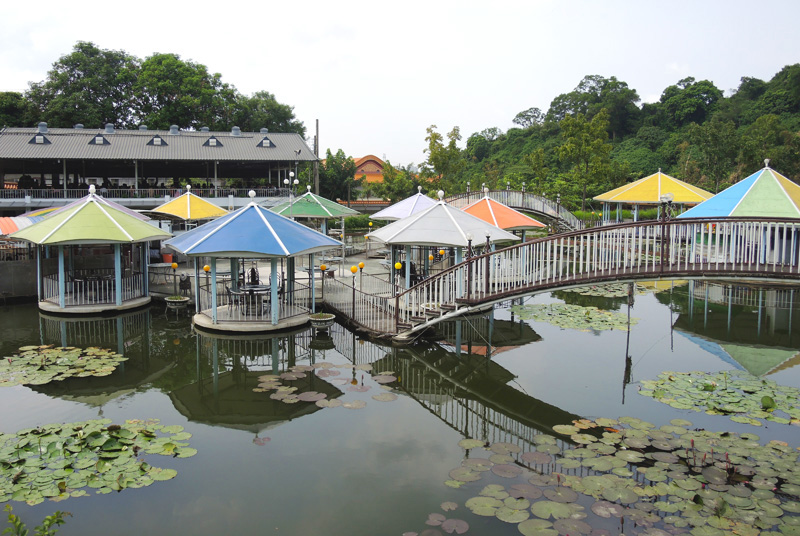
[0,127,317,163]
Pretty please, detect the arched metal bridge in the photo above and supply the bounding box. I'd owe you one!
[323,217,800,340]
[445,190,583,231]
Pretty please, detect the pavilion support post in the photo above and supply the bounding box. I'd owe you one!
[287,257,295,309]
[341,216,346,277]
[114,244,122,305]
[405,245,411,289]
[58,246,65,308]
[62,160,67,199]
[143,244,150,295]
[211,258,218,324]
[390,246,397,292]
[231,258,239,291]
[194,258,200,313]
[116,316,124,355]
[455,319,462,356]
[270,258,279,325]
[310,253,315,313]
[36,247,42,301]
[134,161,138,194]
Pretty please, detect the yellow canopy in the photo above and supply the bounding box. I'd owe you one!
[149,189,228,221]
[594,170,713,205]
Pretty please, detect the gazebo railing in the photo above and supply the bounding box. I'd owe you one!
[0,187,292,200]
[323,277,397,334]
[42,270,146,307]
[196,280,311,324]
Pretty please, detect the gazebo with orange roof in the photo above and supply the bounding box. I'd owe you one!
[593,169,713,223]
[462,190,545,241]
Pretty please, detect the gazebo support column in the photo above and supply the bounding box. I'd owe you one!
[58,246,65,308]
[114,244,122,306]
[36,246,42,301]
[211,258,218,324]
[310,253,315,313]
[270,258,278,325]
[405,246,411,289]
[231,258,239,291]
[193,258,200,313]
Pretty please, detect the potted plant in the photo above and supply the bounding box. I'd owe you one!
[309,312,335,330]
[165,295,190,309]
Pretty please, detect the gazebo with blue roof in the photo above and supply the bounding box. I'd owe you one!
[165,191,341,331]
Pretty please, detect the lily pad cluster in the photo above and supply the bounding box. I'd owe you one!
[560,283,648,298]
[415,416,800,536]
[638,370,800,426]
[252,362,399,410]
[0,345,127,387]
[509,303,638,332]
[0,418,196,506]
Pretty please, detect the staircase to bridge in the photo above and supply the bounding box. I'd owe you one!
[323,217,800,341]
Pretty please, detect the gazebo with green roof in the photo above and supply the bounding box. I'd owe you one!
[270,186,360,273]
[9,185,172,313]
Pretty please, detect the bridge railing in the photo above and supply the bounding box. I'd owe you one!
[394,217,800,332]
[323,277,397,334]
[445,190,583,230]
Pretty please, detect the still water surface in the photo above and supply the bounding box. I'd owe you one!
[1,280,798,535]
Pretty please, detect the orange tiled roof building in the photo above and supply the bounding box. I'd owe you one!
[353,155,386,184]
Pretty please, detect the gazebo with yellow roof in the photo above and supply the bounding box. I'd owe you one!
[593,169,713,223]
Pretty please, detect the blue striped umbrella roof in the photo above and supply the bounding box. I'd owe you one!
[164,202,341,258]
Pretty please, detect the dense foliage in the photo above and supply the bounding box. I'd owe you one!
[418,68,800,211]
[0,41,305,136]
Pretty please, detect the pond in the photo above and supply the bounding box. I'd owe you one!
[1,280,799,536]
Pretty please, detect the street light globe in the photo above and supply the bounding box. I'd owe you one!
[289,171,294,178]
[320,264,327,271]
[350,265,358,274]
[428,254,434,261]
[203,265,210,272]
[283,178,289,186]
[394,262,402,270]
[358,262,365,269]
[439,249,445,256]
[171,263,178,270]
[368,222,373,227]
[293,178,299,186]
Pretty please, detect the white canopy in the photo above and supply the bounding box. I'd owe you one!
[369,194,519,247]
[370,187,438,221]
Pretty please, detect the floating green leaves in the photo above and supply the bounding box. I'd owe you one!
[638,370,800,426]
[0,345,128,386]
[509,303,637,332]
[559,282,649,298]
[0,418,194,505]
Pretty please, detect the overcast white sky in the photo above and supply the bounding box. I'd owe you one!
[1,0,799,166]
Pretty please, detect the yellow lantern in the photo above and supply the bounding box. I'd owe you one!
[320,264,327,271]
[394,262,402,270]
[203,265,210,272]
[369,222,373,227]
[439,249,445,256]
[358,262,365,269]
[428,254,434,261]
[350,265,358,274]
[171,262,178,270]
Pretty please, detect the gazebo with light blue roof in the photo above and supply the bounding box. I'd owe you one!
[164,192,341,331]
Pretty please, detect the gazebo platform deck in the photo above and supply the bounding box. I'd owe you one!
[38,297,152,315]
[192,304,310,333]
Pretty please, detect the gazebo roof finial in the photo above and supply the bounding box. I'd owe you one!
[186,184,191,192]
[307,185,311,192]
[89,184,96,195]
[437,190,445,200]
[248,190,256,199]
[765,158,771,168]
[417,186,422,193]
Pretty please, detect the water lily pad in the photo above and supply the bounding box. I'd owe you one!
[518,519,558,536]
[496,506,530,523]
[543,487,578,503]
[465,496,502,516]
[342,400,367,409]
[458,438,484,450]
[531,501,573,520]
[522,451,553,465]
[553,518,591,535]
[373,374,397,384]
[509,484,543,500]
[591,500,625,518]
[372,393,398,402]
[449,467,482,482]
[440,502,458,512]
[491,464,523,478]
[441,518,468,534]
[297,391,327,402]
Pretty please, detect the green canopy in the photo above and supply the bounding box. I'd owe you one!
[9,192,171,245]
[270,187,360,219]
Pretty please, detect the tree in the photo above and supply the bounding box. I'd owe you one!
[556,109,613,210]
[0,92,27,127]
[512,107,543,128]
[133,53,237,130]
[422,125,465,193]
[688,119,738,192]
[319,149,359,203]
[230,91,305,135]
[738,114,800,177]
[659,77,723,128]
[25,41,139,128]
[522,148,549,195]
[368,160,419,201]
